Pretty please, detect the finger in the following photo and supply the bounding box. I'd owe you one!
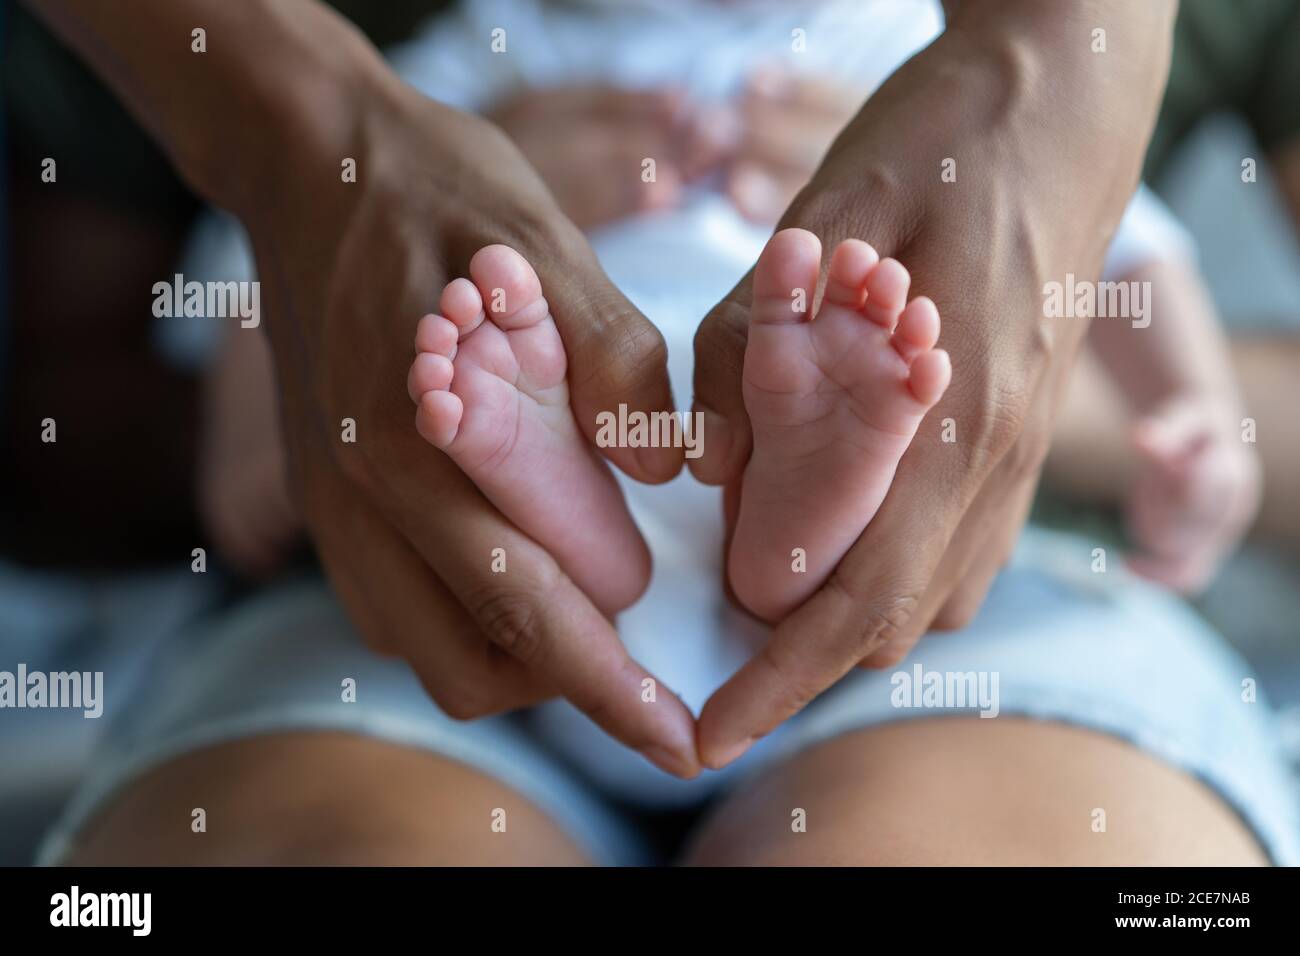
[680,103,743,179]
[568,85,685,122]
[369,451,699,776]
[1127,549,1214,594]
[860,466,1036,667]
[527,229,685,485]
[697,498,945,768]
[696,428,971,767]
[497,85,683,126]
[735,99,842,175]
[726,162,809,223]
[1132,407,1210,469]
[689,269,755,486]
[613,135,684,214]
[305,467,548,716]
[746,66,864,115]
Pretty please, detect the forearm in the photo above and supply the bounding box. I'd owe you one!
[940,0,1178,237]
[1088,260,1244,416]
[25,0,391,214]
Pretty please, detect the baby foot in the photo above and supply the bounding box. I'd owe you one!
[728,228,951,622]
[407,245,650,616]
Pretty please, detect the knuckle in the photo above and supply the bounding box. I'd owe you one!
[755,641,824,716]
[693,300,750,377]
[467,584,550,666]
[823,570,921,657]
[575,315,669,399]
[856,596,920,655]
[977,392,1029,456]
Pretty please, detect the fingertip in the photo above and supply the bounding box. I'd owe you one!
[686,404,739,486]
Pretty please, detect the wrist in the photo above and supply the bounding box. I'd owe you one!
[930,1,1177,244]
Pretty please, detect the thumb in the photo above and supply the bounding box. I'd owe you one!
[535,240,684,484]
[689,270,755,486]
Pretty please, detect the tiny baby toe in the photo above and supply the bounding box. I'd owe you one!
[415,389,464,449]
[469,244,551,331]
[906,348,951,407]
[823,239,879,309]
[892,296,941,363]
[440,277,486,335]
[752,227,823,325]
[407,352,455,403]
[862,257,910,329]
[415,313,460,359]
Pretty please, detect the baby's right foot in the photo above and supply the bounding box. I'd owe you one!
[728,229,951,622]
[407,245,650,616]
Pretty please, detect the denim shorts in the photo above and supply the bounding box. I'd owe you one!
[34,527,1300,866]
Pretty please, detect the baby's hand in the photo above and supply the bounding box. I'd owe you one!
[1125,396,1261,594]
[718,66,864,223]
[487,85,691,229]
[197,328,301,579]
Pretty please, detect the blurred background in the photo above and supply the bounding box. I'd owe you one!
[1,0,1297,864]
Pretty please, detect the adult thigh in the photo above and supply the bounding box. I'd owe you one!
[65,731,592,866]
[683,717,1267,866]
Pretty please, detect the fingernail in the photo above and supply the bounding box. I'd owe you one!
[707,736,756,770]
[641,744,699,779]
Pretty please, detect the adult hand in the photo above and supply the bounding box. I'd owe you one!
[689,0,1178,767]
[32,0,698,775]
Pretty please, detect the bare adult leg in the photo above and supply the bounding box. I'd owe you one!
[1229,335,1300,550]
[683,718,1266,866]
[65,732,591,866]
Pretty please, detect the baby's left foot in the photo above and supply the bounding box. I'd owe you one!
[728,229,951,622]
